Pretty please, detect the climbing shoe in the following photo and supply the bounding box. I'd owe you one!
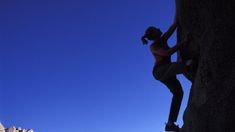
[165,123,180,132]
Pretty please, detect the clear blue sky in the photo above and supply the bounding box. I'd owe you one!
[0,0,191,131]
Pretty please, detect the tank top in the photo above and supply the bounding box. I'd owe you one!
[151,38,171,67]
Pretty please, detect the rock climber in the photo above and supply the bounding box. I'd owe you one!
[141,16,192,131]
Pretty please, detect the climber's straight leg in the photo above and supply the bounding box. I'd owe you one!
[152,62,186,124]
[161,77,183,123]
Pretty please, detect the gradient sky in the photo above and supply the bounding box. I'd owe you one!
[0,0,191,131]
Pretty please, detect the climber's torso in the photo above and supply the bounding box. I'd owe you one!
[150,38,171,67]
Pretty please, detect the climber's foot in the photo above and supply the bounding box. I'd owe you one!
[165,122,180,132]
[186,59,193,66]
[185,59,194,72]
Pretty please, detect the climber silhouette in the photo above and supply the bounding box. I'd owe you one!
[141,16,192,131]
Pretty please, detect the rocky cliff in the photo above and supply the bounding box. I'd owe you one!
[177,0,235,132]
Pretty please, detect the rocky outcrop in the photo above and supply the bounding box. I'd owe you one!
[0,123,33,132]
[0,123,5,131]
[176,0,235,132]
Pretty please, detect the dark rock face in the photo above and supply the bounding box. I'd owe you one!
[177,0,235,131]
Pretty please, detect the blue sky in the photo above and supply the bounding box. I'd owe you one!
[0,0,191,131]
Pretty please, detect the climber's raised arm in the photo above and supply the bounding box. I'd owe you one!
[162,0,179,41]
[162,15,178,41]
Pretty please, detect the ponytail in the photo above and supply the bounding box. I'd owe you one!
[141,35,148,45]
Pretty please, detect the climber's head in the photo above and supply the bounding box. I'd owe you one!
[141,26,162,45]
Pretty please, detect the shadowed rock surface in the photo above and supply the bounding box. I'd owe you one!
[176,0,235,131]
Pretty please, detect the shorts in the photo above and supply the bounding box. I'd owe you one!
[152,62,186,81]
